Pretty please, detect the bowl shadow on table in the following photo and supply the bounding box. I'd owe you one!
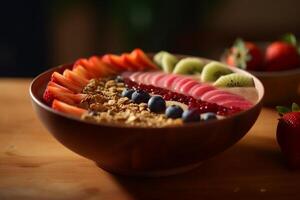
[106,137,288,199]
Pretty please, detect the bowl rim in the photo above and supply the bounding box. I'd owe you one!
[29,55,264,130]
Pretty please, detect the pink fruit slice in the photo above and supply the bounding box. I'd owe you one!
[173,78,193,92]
[201,90,231,101]
[141,72,152,85]
[190,85,216,99]
[137,72,149,85]
[180,80,199,94]
[163,75,181,88]
[207,94,245,104]
[143,71,160,85]
[220,100,253,110]
[129,72,142,82]
[150,73,167,85]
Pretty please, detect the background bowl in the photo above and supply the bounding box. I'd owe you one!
[247,69,300,106]
[30,56,264,177]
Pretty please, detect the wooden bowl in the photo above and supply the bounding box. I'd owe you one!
[29,56,264,177]
[247,69,300,106]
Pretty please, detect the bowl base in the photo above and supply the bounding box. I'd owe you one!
[96,162,203,177]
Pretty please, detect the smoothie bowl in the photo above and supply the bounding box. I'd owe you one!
[30,49,264,177]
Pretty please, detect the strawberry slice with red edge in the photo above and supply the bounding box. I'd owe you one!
[44,85,86,105]
[103,54,129,71]
[52,99,87,117]
[72,65,95,80]
[51,72,83,93]
[121,53,145,71]
[89,56,118,76]
[130,48,158,70]
[47,81,74,94]
[63,69,89,88]
[74,58,103,78]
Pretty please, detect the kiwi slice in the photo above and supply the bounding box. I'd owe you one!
[213,73,254,87]
[173,57,205,75]
[161,53,178,73]
[153,51,168,67]
[201,61,233,82]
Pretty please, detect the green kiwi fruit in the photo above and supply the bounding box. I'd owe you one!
[173,57,205,74]
[161,52,178,73]
[201,61,233,82]
[153,51,168,67]
[213,73,254,87]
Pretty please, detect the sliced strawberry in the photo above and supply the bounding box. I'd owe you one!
[201,90,231,101]
[131,48,157,69]
[105,54,130,71]
[63,69,89,88]
[89,56,118,76]
[74,58,103,78]
[190,84,215,99]
[179,80,199,94]
[52,99,87,117]
[51,72,83,93]
[72,65,95,79]
[102,54,127,72]
[45,86,87,105]
[47,81,74,94]
[121,53,144,71]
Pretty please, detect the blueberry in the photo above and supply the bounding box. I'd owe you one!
[131,90,150,104]
[165,105,183,119]
[148,96,166,113]
[182,109,200,123]
[122,88,135,99]
[201,112,217,121]
[115,75,124,83]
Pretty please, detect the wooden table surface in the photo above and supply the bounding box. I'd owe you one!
[0,78,300,200]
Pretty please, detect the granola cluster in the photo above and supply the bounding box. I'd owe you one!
[80,77,182,127]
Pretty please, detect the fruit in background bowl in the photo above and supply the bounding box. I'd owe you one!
[225,39,264,71]
[276,103,300,169]
[222,33,300,106]
[30,50,264,177]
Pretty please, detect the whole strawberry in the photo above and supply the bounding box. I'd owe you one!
[265,34,300,71]
[226,38,263,71]
[276,103,300,169]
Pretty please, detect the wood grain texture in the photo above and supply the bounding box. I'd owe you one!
[0,79,300,200]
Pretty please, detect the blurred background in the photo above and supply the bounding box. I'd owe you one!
[1,0,300,77]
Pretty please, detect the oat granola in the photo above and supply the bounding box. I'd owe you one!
[80,77,182,127]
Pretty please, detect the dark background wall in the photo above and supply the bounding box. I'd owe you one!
[1,0,300,77]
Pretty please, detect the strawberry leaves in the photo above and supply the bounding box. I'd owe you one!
[281,33,300,54]
[292,102,300,112]
[276,103,300,116]
[231,38,251,69]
